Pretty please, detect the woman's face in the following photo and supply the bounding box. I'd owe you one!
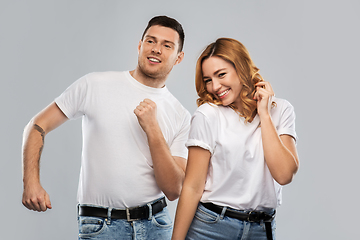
[202,56,243,109]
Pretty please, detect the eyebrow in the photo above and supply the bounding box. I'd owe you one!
[203,68,227,79]
[144,35,176,46]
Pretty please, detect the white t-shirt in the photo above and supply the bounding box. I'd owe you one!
[186,98,297,211]
[55,71,191,208]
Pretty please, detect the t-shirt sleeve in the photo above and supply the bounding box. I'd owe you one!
[54,74,88,120]
[169,111,191,159]
[277,100,297,141]
[185,110,216,155]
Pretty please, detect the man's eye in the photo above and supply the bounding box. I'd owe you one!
[219,73,226,77]
[147,40,154,44]
[165,45,171,48]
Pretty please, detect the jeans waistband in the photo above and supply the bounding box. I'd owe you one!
[79,197,167,221]
[201,202,275,223]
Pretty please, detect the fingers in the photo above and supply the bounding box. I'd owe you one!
[23,196,47,212]
[134,99,156,116]
[253,81,274,100]
[134,99,158,133]
[22,188,51,212]
[45,192,52,209]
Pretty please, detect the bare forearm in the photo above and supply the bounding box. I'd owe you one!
[22,121,46,185]
[172,186,202,240]
[147,126,185,200]
[260,115,299,185]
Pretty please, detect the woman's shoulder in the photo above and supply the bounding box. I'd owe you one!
[273,97,294,110]
[195,103,223,117]
[271,96,296,119]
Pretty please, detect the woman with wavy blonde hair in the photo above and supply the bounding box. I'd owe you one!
[172,38,299,240]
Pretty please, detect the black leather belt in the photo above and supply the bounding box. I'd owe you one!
[201,202,275,222]
[201,202,275,240]
[79,197,167,221]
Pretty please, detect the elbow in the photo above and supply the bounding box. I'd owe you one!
[275,174,295,186]
[166,193,180,202]
[23,119,35,133]
[275,157,300,186]
[162,170,185,201]
[164,184,182,201]
[275,166,299,186]
[164,190,181,201]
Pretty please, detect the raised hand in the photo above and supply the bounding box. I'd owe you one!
[253,81,275,118]
[134,99,159,133]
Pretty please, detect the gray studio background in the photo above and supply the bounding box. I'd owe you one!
[1,0,359,239]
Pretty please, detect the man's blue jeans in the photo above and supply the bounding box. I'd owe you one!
[77,203,172,239]
[186,203,276,240]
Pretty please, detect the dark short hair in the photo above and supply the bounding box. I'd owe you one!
[141,15,185,52]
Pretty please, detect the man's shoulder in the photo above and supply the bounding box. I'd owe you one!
[85,71,127,81]
[160,91,191,121]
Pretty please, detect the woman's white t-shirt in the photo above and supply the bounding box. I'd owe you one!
[186,97,297,211]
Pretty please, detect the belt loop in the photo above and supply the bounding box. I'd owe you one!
[220,206,227,220]
[77,204,80,221]
[147,203,153,220]
[106,207,113,225]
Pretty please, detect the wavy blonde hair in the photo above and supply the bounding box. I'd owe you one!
[196,38,268,123]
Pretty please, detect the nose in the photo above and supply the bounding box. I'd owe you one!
[211,79,221,92]
[152,43,161,54]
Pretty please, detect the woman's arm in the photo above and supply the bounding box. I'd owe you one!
[172,146,211,240]
[254,82,299,185]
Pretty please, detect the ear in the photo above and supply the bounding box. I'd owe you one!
[137,40,142,54]
[174,51,184,65]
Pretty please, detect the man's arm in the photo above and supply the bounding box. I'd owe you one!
[134,99,186,201]
[22,102,68,211]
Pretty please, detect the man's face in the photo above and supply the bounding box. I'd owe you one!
[137,25,184,80]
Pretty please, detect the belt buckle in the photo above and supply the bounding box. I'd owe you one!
[247,211,260,222]
[126,207,140,222]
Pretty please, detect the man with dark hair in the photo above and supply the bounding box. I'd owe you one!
[22,15,190,239]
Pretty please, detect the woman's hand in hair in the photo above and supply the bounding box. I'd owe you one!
[253,81,274,117]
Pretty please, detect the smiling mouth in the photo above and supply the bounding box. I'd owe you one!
[218,89,230,98]
[148,57,161,63]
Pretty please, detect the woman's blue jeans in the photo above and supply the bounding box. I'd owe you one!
[186,203,276,240]
[77,204,172,240]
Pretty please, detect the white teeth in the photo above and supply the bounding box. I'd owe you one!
[149,57,160,63]
[218,89,229,97]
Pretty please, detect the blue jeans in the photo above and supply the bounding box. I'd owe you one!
[77,204,172,239]
[186,203,276,240]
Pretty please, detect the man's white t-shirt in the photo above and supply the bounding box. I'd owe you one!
[186,98,297,211]
[55,71,191,208]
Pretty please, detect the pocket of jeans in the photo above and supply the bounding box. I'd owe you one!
[152,210,173,228]
[78,216,106,238]
[194,205,219,224]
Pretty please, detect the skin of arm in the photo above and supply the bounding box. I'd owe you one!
[22,102,68,211]
[134,98,187,201]
[172,146,211,240]
[254,82,299,185]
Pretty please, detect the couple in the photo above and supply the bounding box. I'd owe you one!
[22,16,299,240]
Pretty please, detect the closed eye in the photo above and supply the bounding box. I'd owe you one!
[204,78,212,84]
[218,72,226,78]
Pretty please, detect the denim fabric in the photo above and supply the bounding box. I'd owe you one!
[78,205,172,240]
[186,203,276,240]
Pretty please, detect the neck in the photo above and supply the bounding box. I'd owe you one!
[130,68,167,88]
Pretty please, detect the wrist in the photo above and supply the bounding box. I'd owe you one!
[23,176,41,188]
[258,111,271,121]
